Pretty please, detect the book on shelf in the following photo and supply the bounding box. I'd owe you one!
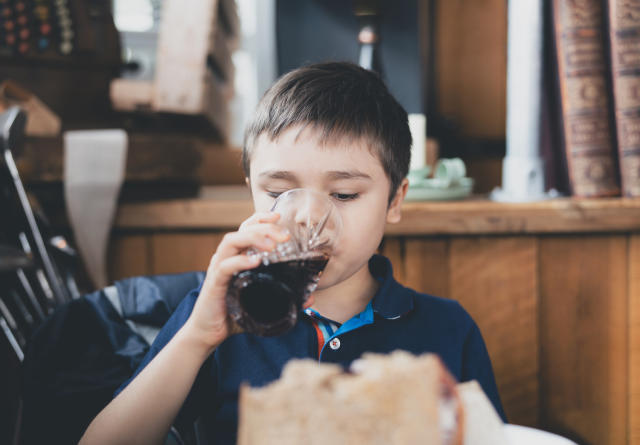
[552,0,621,197]
[607,0,640,197]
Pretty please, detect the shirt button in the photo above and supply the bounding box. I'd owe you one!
[329,338,341,350]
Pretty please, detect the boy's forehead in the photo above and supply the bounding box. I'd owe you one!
[250,126,386,176]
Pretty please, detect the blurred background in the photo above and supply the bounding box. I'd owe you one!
[1,1,639,445]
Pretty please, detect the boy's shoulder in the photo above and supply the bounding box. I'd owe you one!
[394,282,476,333]
[369,254,475,330]
[408,286,467,311]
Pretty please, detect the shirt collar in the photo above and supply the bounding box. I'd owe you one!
[368,254,414,320]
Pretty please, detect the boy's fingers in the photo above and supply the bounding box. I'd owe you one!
[214,225,290,261]
[213,254,261,283]
[239,212,280,230]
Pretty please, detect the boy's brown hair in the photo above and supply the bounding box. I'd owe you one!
[242,62,412,202]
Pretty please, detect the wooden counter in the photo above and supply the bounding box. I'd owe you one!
[114,196,640,234]
[109,196,640,445]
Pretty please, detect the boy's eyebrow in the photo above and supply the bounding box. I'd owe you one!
[258,170,372,181]
[325,170,372,181]
[258,170,298,180]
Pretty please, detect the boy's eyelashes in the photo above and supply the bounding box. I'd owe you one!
[265,190,359,202]
[331,192,359,202]
[265,190,286,199]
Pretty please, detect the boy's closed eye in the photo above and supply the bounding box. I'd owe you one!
[330,192,359,202]
[265,190,287,199]
[266,190,359,202]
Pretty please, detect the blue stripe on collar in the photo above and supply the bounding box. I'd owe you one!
[369,254,415,319]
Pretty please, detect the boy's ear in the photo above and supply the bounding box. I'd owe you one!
[386,178,409,224]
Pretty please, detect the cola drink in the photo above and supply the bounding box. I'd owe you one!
[226,253,329,336]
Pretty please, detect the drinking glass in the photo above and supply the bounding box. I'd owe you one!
[226,189,342,336]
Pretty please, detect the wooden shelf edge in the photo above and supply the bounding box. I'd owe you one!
[114,197,640,235]
[17,135,245,185]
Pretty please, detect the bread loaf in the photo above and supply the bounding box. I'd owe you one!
[238,351,506,444]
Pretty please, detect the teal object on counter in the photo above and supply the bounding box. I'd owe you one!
[405,158,474,201]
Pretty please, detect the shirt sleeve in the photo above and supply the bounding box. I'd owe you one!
[113,285,217,434]
[460,319,508,423]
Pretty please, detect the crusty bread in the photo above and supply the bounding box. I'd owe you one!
[238,351,477,444]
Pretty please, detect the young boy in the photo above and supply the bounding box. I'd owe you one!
[80,62,505,444]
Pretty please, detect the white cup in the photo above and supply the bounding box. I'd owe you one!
[435,158,466,186]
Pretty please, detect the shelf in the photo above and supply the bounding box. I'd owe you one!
[17,135,245,185]
[114,194,640,235]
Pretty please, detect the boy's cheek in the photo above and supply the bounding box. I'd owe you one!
[338,206,387,246]
[251,195,274,213]
[326,221,383,269]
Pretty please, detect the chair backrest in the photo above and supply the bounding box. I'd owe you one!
[18,270,204,445]
[0,106,83,361]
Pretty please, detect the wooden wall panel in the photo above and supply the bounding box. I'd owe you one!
[108,234,152,281]
[630,235,640,444]
[150,232,224,275]
[539,236,628,445]
[402,237,449,298]
[449,237,539,426]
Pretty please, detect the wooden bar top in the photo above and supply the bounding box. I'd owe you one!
[114,191,640,235]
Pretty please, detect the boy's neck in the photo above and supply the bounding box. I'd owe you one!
[310,262,380,324]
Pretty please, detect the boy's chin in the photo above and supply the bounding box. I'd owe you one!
[314,278,331,292]
[313,274,338,294]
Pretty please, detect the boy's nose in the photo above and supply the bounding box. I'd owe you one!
[273,189,341,251]
[293,194,324,229]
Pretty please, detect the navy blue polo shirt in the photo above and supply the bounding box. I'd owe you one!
[115,254,506,443]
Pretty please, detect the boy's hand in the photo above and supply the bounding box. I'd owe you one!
[183,212,290,351]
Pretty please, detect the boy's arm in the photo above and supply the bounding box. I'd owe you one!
[79,212,289,444]
[461,320,508,422]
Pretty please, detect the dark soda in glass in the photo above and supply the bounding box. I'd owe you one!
[226,254,329,336]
